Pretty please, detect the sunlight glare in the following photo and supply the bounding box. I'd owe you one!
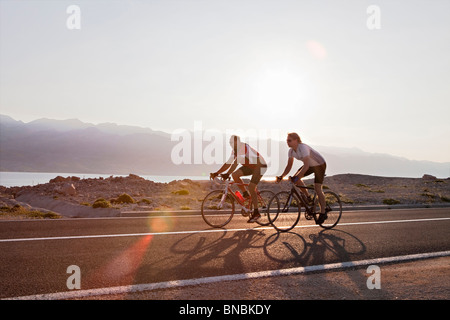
[253,68,306,110]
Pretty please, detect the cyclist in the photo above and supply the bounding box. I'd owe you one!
[211,135,267,223]
[276,132,328,224]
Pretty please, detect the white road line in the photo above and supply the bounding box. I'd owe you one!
[4,250,450,300]
[0,217,449,243]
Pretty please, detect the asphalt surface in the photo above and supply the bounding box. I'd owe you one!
[0,207,449,299]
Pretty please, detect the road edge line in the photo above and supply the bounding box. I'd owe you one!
[4,250,450,300]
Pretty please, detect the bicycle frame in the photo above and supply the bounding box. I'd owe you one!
[213,177,262,213]
[269,176,342,231]
[284,179,318,219]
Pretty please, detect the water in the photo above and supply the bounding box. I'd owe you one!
[0,172,209,187]
[0,171,277,187]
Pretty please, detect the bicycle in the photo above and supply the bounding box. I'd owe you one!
[267,176,342,232]
[201,174,275,228]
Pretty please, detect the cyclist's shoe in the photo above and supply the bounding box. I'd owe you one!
[316,213,328,224]
[305,212,314,220]
[240,208,250,217]
[247,210,260,223]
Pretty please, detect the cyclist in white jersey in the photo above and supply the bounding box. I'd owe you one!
[276,132,328,224]
[211,135,267,223]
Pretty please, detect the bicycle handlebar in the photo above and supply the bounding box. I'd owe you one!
[209,173,231,186]
[276,175,299,183]
[276,175,313,189]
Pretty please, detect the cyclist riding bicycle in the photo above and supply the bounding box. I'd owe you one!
[276,132,328,224]
[211,135,267,223]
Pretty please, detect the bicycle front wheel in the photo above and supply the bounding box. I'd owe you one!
[314,191,342,229]
[268,191,301,232]
[252,190,275,226]
[201,190,235,228]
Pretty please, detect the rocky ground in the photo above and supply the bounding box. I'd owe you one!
[0,173,449,218]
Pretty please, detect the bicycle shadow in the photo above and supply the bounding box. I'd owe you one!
[263,228,366,265]
[263,228,394,299]
[133,224,391,299]
[165,227,267,279]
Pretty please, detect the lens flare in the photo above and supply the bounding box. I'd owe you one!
[85,235,153,294]
[306,40,327,60]
[147,213,175,233]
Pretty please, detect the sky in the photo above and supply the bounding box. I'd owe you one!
[0,0,449,163]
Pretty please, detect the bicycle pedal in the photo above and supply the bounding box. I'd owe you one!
[241,208,250,217]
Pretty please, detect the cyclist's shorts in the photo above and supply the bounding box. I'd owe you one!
[237,165,267,184]
[296,162,326,184]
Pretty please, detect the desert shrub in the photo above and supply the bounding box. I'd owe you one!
[138,198,152,205]
[180,205,191,210]
[421,192,435,199]
[439,195,450,202]
[172,189,190,195]
[0,205,61,219]
[116,193,135,204]
[383,198,400,205]
[93,198,111,208]
[339,194,354,204]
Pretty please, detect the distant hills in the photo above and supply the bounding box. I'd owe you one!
[1,114,449,178]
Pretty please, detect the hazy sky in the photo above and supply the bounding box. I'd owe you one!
[1,0,449,162]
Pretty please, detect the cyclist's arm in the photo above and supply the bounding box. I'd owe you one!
[279,157,294,179]
[214,163,231,175]
[214,157,237,175]
[225,162,239,175]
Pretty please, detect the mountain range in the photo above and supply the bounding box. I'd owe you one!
[0,114,449,178]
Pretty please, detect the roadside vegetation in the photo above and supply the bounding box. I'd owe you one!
[0,204,61,219]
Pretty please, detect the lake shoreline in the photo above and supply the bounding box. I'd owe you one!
[1,173,449,219]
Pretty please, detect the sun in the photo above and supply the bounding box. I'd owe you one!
[248,67,309,121]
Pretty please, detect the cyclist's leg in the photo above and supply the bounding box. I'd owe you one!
[247,165,267,222]
[248,165,266,210]
[315,183,326,214]
[314,163,327,217]
[231,166,249,194]
[294,166,313,197]
[248,182,258,210]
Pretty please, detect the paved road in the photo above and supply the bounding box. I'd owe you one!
[0,207,449,299]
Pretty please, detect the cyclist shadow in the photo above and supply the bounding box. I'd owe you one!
[263,228,393,299]
[264,229,367,265]
[165,227,267,279]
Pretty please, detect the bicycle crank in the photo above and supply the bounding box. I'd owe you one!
[241,207,250,217]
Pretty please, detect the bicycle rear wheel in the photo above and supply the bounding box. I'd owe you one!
[201,190,235,228]
[267,191,301,232]
[314,191,342,229]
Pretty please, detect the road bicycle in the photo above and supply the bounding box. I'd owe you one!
[201,174,275,228]
[268,176,342,232]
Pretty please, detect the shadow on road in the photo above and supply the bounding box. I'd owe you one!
[160,226,368,279]
[263,229,366,266]
[134,225,395,299]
